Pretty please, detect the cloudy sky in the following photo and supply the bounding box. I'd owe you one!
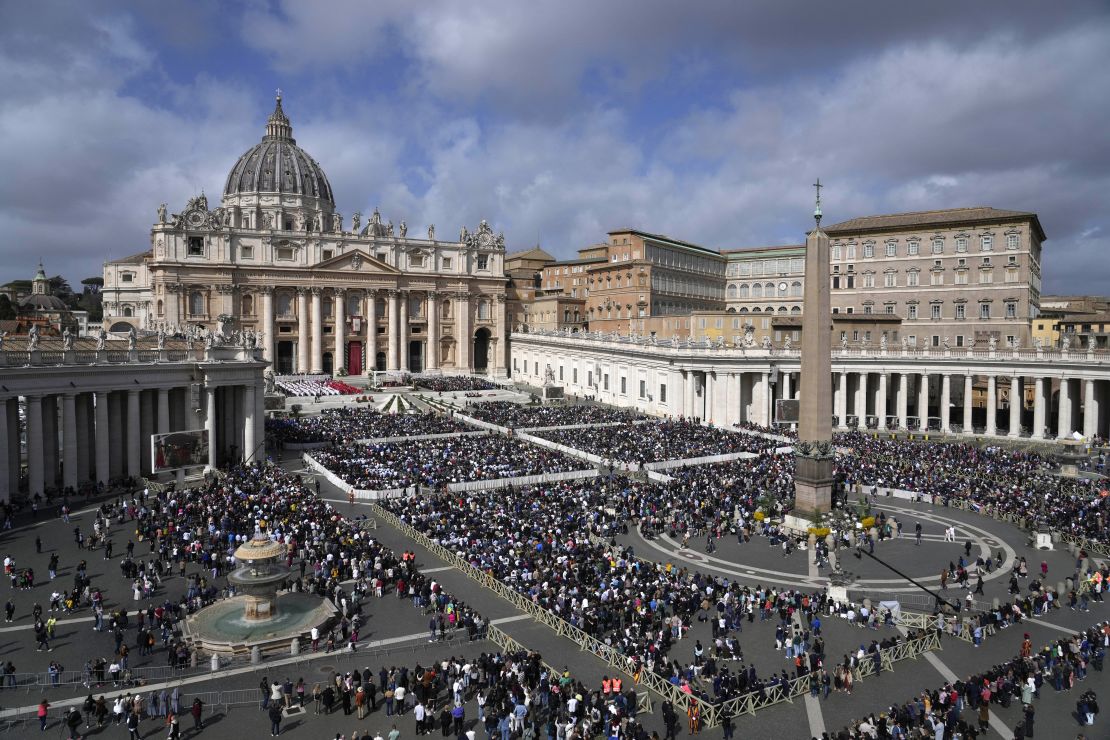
[2,1,1108,292]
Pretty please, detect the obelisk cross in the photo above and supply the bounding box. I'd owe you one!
[813,178,823,225]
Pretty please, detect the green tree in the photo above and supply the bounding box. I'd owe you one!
[0,294,14,321]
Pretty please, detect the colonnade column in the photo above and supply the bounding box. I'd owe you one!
[781,372,792,410]
[205,385,218,472]
[366,291,378,376]
[296,288,309,373]
[455,293,471,371]
[310,287,323,374]
[94,391,110,485]
[427,292,439,371]
[685,371,697,419]
[75,395,91,485]
[705,372,716,424]
[27,395,43,497]
[386,290,399,371]
[917,373,929,429]
[836,372,848,429]
[1057,378,1072,438]
[963,375,973,432]
[157,388,170,435]
[1083,378,1098,440]
[855,372,868,425]
[399,291,409,372]
[1032,377,1046,439]
[62,393,77,491]
[0,400,8,502]
[244,384,257,462]
[261,287,275,365]
[940,374,951,433]
[333,288,346,374]
[985,376,997,436]
[126,390,140,478]
[897,373,908,430]
[1008,376,1022,438]
[877,372,888,430]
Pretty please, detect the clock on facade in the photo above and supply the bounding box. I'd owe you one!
[778,281,788,292]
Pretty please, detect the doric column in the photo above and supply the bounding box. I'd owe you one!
[387,290,399,371]
[399,291,410,372]
[62,393,77,491]
[855,372,868,425]
[1008,376,1022,437]
[897,373,908,430]
[455,292,471,371]
[244,384,257,462]
[963,374,973,432]
[260,287,275,364]
[940,374,951,433]
[366,291,378,375]
[877,372,888,430]
[205,384,218,472]
[1083,378,1097,440]
[157,388,170,435]
[704,372,716,423]
[310,287,323,374]
[758,371,769,426]
[140,390,154,474]
[915,373,928,429]
[333,287,346,374]
[5,399,17,498]
[686,371,698,419]
[1057,378,1072,438]
[985,375,997,436]
[0,399,8,503]
[27,395,43,497]
[427,292,439,371]
[296,288,309,373]
[42,396,58,489]
[782,371,792,407]
[254,379,265,462]
[94,391,110,485]
[1032,377,1046,439]
[75,394,91,484]
[126,389,140,478]
[836,371,848,429]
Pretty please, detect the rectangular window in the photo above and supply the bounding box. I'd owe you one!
[979,271,993,284]
[981,235,993,251]
[931,304,941,320]
[908,241,919,256]
[884,272,896,287]
[187,237,204,256]
[121,273,134,283]
[639,379,646,398]
[832,245,842,261]
[932,239,943,254]
[1005,303,1017,319]
[620,376,626,395]
[1007,234,1019,249]
[659,384,667,403]
[863,304,873,314]
[863,274,874,288]
[864,244,874,258]
[477,255,489,270]
[241,245,254,259]
[980,304,990,319]
[322,249,333,261]
[846,276,855,289]
[376,252,387,263]
[603,374,609,391]
[907,272,919,287]
[276,246,294,260]
[956,304,966,320]
[885,305,895,314]
[907,305,918,320]
[573,368,578,383]
[846,245,856,260]
[409,254,424,268]
[886,242,897,257]
[956,238,968,253]
[558,366,563,380]
[931,272,944,286]
[932,335,940,347]
[442,257,452,269]
[790,258,803,272]
[955,272,968,285]
[956,335,964,347]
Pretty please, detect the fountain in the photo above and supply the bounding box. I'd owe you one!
[182,531,338,656]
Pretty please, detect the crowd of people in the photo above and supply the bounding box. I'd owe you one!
[831,622,1106,739]
[311,436,589,490]
[266,408,470,445]
[413,376,500,393]
[465,401,645,429]
[533,419,775,464]
[274,375,360,397]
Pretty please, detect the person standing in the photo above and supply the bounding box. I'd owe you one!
[37,699,50,732]
[268,703,283,736]
[191,697,204,732]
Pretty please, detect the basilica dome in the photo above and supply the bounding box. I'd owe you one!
[222,95,334,205]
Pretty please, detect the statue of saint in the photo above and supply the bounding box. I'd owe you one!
[427,224,435,240]
[157,203,167,224]
[96,327,107,351]
[351,211,361,232]
[261,213,273,230]
[62,326,74,350]
[156,327,166,350]
[333,213,343,232]
[28,324,39,351]
[128,326,137,351]
[399,220,407,237]
[988,335,998,351]
[265,369,276,394]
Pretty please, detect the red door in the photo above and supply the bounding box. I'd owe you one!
[347,341,363,375]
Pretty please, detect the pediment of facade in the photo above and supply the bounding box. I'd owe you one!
[314,249,400,275]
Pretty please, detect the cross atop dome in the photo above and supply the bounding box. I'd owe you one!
[265,89,293,142]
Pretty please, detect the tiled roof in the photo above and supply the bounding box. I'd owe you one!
[108,250,151,265]
[505,246,555,262]
[824,207,1045,240]
[721,244,805,255]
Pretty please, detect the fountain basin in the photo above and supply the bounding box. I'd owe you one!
[182,591,339,656]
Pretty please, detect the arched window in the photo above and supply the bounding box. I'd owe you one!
[765,282,775,296]
[752,284,763,298]
[752,307,761,313]
[189,291,205,316]
[322,296,333,317]
[241,294,254,316]
[739,284,750,298]
[375,297,386,316]
[123,306,133,317]
[409,294,423,317]
[777,306,787,313]
[738,307,748,314]
[777,283,787,297]
[347,294,361,316]
[791,305,801,314]
[441,300,451,319]
[791,281,802,297]
[726,284,737,299]
[156,299,163,316]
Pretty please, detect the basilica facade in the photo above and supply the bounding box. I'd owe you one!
[102,95,508,376]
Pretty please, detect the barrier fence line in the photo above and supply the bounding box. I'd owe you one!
[357,431,489,445]
[446,468,599,493]
[642,451,757,472]
[370,503,945,728]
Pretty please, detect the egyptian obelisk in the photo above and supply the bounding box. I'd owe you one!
[792,181,834,520]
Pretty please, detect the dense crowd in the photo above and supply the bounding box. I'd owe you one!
[414,376,500,392]
[466,401,645,429]
[275,376,359,397]
[832,622,1107,739]
[266,408,470,444]
[312,436,589,490]
[532,419,775,464]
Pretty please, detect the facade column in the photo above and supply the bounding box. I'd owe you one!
[387,290,399,371]
[455,293,471,371]
[985,375,997,436]
[1009,376,1022,438]
[42,397,59,489]
[296,288,309,373]
[781,372,792,409]
[261,287,275,365]
[1083,378,1097,440]
[877,372,889,430]
[1057,378,1072,438]
[205,385,218,472]
[366,291,378,375]
[254,380,265,463]
[704,372,716,424]
[310,287,323,374]
[0,400,8,503]
[493,295,507,375]
[62,393,77,491]
[94,391,110,485]
[963,374,974,432]
[917,373,929,429]
[684,371,696,419]
[157,388,170,435]
[333,287,346,374]
[1032,377,1046,439]
[940,374,951,433]
[244,384,257,462]
[27,395,44,497]
[855,372,868,425]
[427,292,440,371]
[897,373,909,430]
[399,291,410,372]
[75,395,91,484]
[126,390,140,479]
[835,372,848,429]
[140,391,154,474]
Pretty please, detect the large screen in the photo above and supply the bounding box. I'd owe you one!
[151,429,209,473]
